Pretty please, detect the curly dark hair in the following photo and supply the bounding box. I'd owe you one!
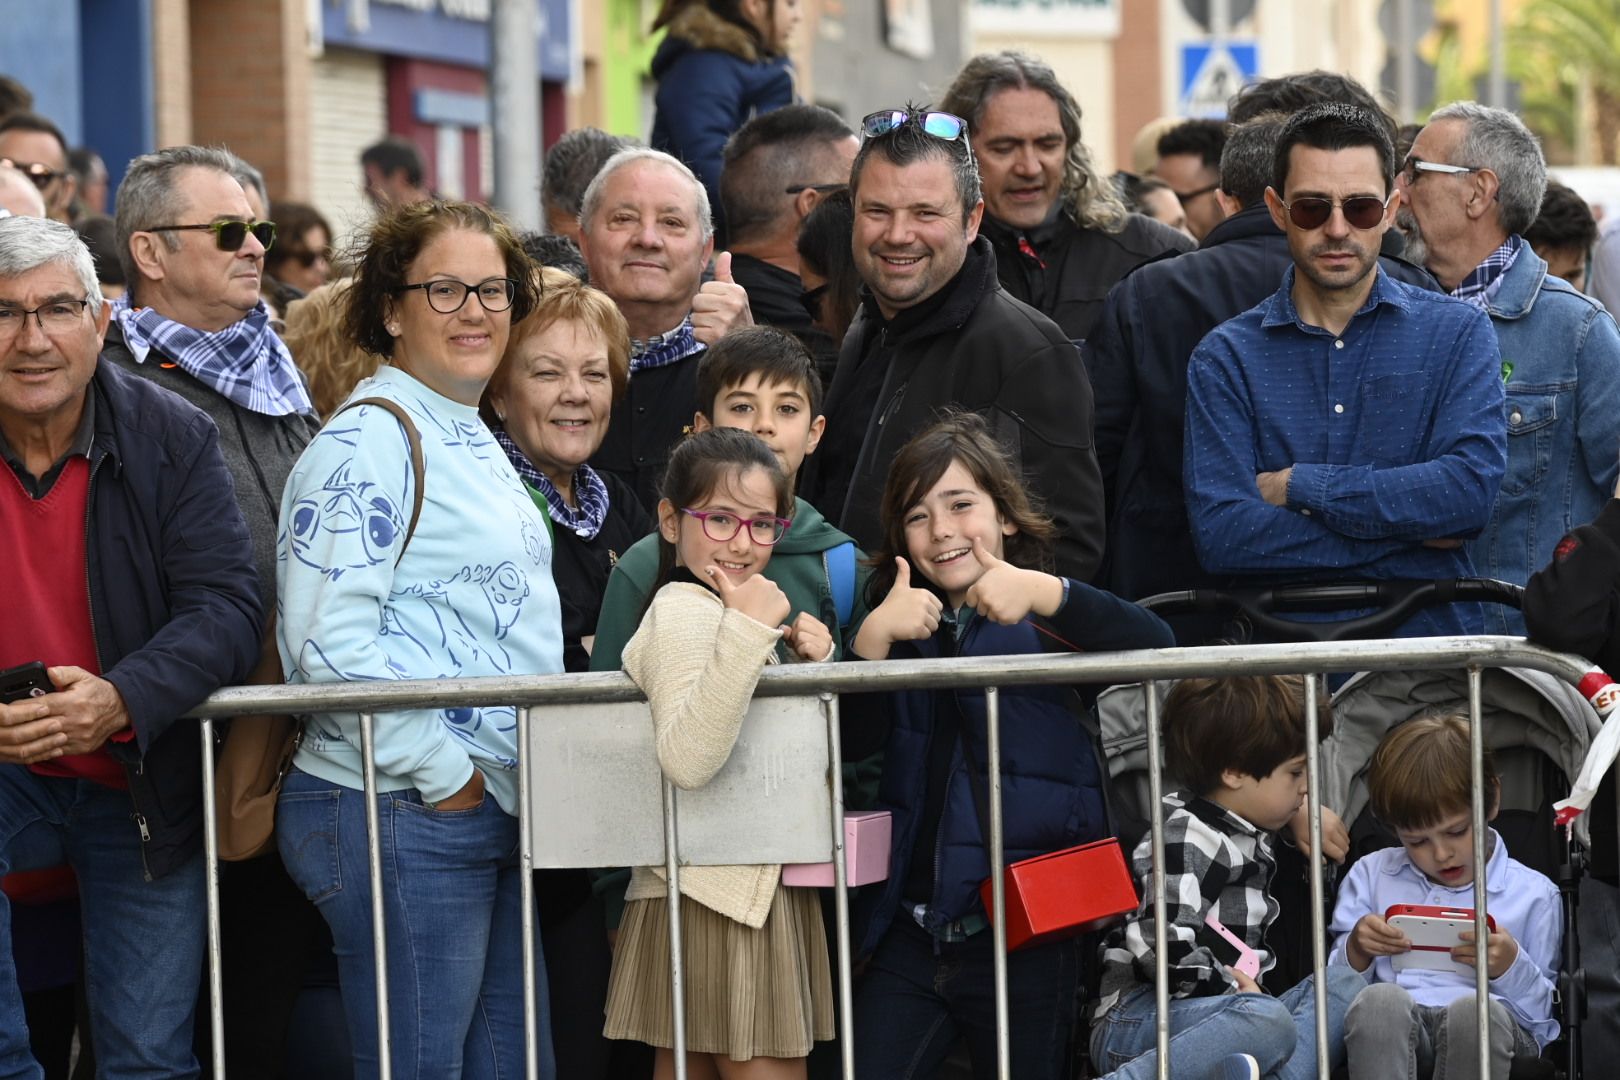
[344,200,539,359]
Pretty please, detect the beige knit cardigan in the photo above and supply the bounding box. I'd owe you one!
[622,581,784,929]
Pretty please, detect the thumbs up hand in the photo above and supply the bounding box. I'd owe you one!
[691,250,753,346]
[781,611,836,663]
[707,564,790,628]
[851,557,944,660]
[962,537,1065,625]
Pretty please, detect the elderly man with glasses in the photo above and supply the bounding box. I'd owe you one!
[718,104,858,386]
[0,214,261,1078]
[102,144,320,1077]
[0,113,76,224]
[1183,103,1507,641]
[1396,102,1620,634]
[802,105,1106,581]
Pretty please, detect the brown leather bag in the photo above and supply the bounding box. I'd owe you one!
[213,397,425,861]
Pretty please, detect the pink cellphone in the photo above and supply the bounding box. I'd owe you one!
[1385,904,1498,974]
[1202,909,1262,980]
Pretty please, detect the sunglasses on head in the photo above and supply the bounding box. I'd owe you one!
[147,219,277,252]
[1277,194,1392,231]
[0,158,61,191]
[860,109,968,143]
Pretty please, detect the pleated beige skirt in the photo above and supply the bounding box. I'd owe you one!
[603,885,835,1061]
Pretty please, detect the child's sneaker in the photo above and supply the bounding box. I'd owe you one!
[1210,1054,1260,1080]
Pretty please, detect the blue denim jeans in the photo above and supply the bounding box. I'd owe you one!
[1091,964,1365,1079]
[852,916,1081,1080]
[276,767,555,1080]
[0,767,205,1080]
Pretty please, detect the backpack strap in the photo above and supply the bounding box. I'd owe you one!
[334,396,425,564]
[826,540,857,628]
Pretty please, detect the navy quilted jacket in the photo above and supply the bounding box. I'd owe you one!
[855,580,1171,955]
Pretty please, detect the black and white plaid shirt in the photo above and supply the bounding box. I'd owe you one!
[1093,792,1280,1020]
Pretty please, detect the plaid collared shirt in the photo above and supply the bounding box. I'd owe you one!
[628,317,704,373]
[1451,234,1523,311]
[1093,792,1280,1019]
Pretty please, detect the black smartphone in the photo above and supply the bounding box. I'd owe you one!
[0,661,54,705]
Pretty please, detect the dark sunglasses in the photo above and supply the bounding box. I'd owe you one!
[0,158,61,191]
[148,219,277,252]
[1277,194,1392,231]
[800,283,828,322]
[279,247,330,269]
[1174,183,1219,206]
[860,109,968,143]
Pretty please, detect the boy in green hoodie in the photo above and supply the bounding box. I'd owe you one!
[591,326,871,671]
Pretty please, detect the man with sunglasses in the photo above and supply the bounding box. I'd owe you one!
[1090,113,1440,643]
[0,215,261,1079]
[0,113,75,224]
[719,104,857,386]
[1397,102,1620,635]
[1183,103,1507,641]
[806,105,1106,585]
[936,51,1192,345]
[102,146,319,1076]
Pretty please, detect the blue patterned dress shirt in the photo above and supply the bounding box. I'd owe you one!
[1183,266,1507,637]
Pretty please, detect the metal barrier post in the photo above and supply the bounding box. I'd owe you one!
[1144,681,1171,1080]
[1469,669,1490,1075]
[359,712,393,1080]
[1304,676,1330,1078]
[199,720,226,1079]
[517,706,539,1080]
[821,694,857,1080]
[985,686,1011,1079]
[662,777,688,1080]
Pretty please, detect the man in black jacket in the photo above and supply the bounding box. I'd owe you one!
[719,104,857,387]
[806,107,1106,581]
[938,51,1193,346]
[1087,113,1437,638]
[0,216,261,1077]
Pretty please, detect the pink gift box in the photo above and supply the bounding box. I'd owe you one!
[782,811,892,887]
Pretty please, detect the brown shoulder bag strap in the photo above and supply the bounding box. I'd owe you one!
[334,396,426,563]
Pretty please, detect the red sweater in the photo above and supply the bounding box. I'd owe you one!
[0,457,126,789]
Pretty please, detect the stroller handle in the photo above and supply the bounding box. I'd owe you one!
[1136,578,1525,643]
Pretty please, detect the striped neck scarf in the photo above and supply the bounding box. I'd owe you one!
[110,295,312,416]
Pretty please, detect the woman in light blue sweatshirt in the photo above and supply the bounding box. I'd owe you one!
[275,201,561,1080]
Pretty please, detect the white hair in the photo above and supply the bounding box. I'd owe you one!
[1427,101,1548,236]
[0,214,104,306]
[578,147,713,242]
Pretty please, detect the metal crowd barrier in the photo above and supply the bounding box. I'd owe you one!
[187,636,1605,1080]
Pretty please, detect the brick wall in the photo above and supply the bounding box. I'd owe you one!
[1113,0,1164,173]
[188,0,312,201]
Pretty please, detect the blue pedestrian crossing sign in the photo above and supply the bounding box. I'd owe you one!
[1180,42,1258,118]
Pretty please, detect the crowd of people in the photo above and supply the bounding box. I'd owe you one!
[4,9,1620,1078]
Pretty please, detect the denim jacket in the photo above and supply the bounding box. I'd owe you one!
[1467,245,1620,634]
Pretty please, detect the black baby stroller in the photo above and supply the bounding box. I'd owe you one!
[1094,580,1600,1079]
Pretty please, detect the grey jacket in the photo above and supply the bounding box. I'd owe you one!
[100,320,319,596]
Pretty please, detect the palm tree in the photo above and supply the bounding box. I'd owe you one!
[1511,0,1620,162]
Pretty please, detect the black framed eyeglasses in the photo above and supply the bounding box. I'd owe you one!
[399,277,518,314]
[1400,157,1485,185]
[1174,183,1219,206]
[680,507,791,546]
[785,182,847,196]
[860,109,968,143]
[1277,194,1393,231]
[0,298,91,339]
[148,220,277,252]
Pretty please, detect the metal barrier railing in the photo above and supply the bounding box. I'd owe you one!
[186,636,1605,1080]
